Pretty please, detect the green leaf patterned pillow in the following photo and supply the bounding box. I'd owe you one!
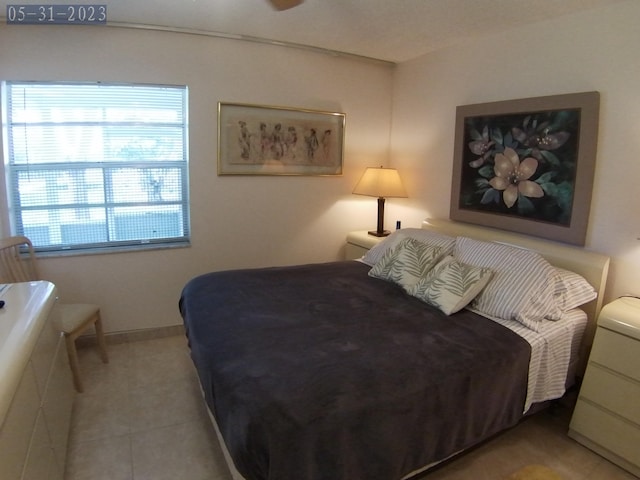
[368,237,444,290]
[409,256,493,315]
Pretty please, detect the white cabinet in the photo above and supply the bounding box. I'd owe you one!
[0,282,74,480]
[345,230,386,260]
[568,296,640,477]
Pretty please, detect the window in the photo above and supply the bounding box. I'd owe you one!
[1,82,190,253]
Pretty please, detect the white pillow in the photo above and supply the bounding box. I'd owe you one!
[453,237,561,331]
[368,237,444,291]
[553,267,597,311]
[362,228,455,266]
[409,256,494,315]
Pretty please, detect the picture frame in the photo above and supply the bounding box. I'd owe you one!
[450,91,600,245]
[217,102,345,176]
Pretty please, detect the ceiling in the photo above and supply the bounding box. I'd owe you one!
[1,0,627,63]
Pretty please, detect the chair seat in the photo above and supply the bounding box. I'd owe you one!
[52,303,101,334]
[0,235,106,393]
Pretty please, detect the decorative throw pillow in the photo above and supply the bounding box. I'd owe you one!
[362,228,455,266]
[409,256,494,315]
[553,267,597,311]
[368,237,444,291]
[453,236,561,331]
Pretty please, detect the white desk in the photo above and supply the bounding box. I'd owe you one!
[0,281,74,480]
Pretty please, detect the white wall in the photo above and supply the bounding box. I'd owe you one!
[0,25,394,332]
[390,0,640,303]
[4,1,638,333]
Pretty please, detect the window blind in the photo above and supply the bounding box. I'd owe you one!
[2,81,190,253]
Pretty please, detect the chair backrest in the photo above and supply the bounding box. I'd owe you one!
[0,236,40,283]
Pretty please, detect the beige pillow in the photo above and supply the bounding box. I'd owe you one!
[409,256,493,315]
[369,237,444,291]
[362,228,455,266]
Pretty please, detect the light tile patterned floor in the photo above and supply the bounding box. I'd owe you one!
[65,334,637,480]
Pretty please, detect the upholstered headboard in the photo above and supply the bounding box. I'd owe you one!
[421,218,610,373]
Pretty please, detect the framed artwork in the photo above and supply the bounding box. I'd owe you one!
[450,91,600,245]
[218,102,345,176]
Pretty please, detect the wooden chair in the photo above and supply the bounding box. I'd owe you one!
[0,235,108,392]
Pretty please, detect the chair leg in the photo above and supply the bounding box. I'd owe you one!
[94,312,109,364]
[65,334,84,393]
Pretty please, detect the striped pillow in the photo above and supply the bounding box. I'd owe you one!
[553,268,597,312]
[362,228,455,266]
[453,237,561,331]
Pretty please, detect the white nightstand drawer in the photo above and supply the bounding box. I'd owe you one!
[579,364,640,424]
[570,399,640,467]
[345,243,368,260]
[589,327,640,382]
[345,231,386,261]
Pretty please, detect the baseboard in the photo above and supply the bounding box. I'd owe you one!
[75,324,185,348]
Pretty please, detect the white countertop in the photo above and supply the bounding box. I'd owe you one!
[0,281,57,427]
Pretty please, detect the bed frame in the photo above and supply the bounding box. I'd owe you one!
[207,218,611,480]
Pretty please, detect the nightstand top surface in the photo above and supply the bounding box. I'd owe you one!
[598,297,640,340]
[346,230,388,249]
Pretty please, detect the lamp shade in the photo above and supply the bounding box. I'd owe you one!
[352,167,407,198]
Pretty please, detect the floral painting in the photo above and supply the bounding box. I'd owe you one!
[461,109,579,224]
[450,92,600,245]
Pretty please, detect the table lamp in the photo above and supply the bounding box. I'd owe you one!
[352,166,407,237]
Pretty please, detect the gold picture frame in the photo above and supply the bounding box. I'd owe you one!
[217,102,345,176]
[450,91,600,245]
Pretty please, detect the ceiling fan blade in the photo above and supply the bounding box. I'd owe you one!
[268,0,304,11]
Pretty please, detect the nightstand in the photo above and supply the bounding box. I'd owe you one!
[345,230,387,260]
[568,296,640,477]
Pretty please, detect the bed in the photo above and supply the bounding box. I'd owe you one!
[179,218,610,480]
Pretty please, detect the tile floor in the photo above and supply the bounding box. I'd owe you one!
[65,334,637,480]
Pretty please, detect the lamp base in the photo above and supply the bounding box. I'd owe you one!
[368,230,391,237]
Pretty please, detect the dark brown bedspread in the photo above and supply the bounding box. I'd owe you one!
[179,261,530,480]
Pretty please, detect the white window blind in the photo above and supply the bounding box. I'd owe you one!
[2,81,190,253]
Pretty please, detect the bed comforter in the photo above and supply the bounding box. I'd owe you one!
[179,261,531,480]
